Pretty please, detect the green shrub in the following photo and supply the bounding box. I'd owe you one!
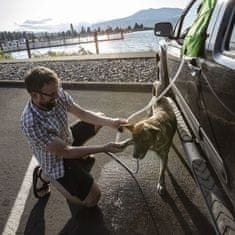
[0,51,13,60]
[32,48,93,58]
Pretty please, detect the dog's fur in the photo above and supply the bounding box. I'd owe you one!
[123,82,177,195]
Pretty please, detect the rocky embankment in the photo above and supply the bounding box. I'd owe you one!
[0,57,158,83]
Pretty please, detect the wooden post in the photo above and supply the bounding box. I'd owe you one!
[25,39,31,58]
[94,31,99,54]
[121,30,124,40]
[0,42,3,51]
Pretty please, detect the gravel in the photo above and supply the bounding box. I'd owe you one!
[0,58,158,83]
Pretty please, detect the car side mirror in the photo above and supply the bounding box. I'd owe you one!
[154,22,173,37]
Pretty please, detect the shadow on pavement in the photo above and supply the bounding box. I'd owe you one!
[24,194,50,235]
[171,143,194,179]
[164,169,215,235]
[59,201,110,235]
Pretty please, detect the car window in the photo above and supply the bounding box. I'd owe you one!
[173,19,181,38]
[229,22,235,51]
[179,0,202,39]
[223,13,235,59]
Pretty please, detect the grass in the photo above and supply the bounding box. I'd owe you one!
[32,47,93,58]
[0,51,13,60]
[0,46,93,60]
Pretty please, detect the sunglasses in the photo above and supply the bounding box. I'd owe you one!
[36,88,60,98]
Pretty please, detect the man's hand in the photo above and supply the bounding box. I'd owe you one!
[110,118,128,129]
[103,142,127,153]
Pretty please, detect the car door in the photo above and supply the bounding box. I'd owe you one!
[198,6,235,200]
[166,0,203,138]
[167,0,235,205]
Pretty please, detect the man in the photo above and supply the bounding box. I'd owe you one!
[21,66,127,208]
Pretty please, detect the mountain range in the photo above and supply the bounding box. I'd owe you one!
[91,8,183,30]
[17,8,183,32]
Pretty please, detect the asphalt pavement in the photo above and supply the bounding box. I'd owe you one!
[0,87,214,235]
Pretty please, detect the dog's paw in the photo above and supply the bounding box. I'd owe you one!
[157,183,165,196]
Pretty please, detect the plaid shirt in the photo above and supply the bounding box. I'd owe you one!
[21,88,74,179]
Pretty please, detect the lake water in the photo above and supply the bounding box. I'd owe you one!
[11,30,160,59]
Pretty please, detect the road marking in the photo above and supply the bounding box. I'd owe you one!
[2,157,37,235]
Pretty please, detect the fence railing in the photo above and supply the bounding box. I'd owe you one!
[0,31,124,58]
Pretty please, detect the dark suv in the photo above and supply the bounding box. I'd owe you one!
[155,0,235,234]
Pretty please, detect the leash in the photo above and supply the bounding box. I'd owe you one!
[105,43,188,233]
[115,129,140,174]
[105,151,160,234]
[114,43,186,174]
[127,57,185,123]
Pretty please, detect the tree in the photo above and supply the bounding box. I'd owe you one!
[133,22,144,31]
[134,22,139,30]
[127,26,132,31]
[87,27,91,34]
[70,24,74,35]
[80,26,86,35]
[105,26,113,33]
[66,30,71,37]
[114,27,120,32]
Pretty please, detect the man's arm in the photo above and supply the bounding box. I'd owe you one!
[46,136,125,159]
[68,102,127,128]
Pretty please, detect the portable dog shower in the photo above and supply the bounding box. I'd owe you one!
[182,0,217,57]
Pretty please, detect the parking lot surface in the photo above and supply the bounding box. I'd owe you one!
[0,87,214,235]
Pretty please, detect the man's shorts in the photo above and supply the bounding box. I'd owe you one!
[56,121,96,201]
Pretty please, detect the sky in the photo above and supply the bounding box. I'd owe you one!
[1,0,190,32]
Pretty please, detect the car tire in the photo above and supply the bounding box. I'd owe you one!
[193,159,235,235]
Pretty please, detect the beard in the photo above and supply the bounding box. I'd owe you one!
[39,100,57,111]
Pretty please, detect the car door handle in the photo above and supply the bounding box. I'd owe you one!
[187,60,201,77]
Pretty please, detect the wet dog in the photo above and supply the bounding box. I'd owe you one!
[123,82,177,195]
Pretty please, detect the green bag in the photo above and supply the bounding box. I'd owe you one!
[182,0,216,57]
